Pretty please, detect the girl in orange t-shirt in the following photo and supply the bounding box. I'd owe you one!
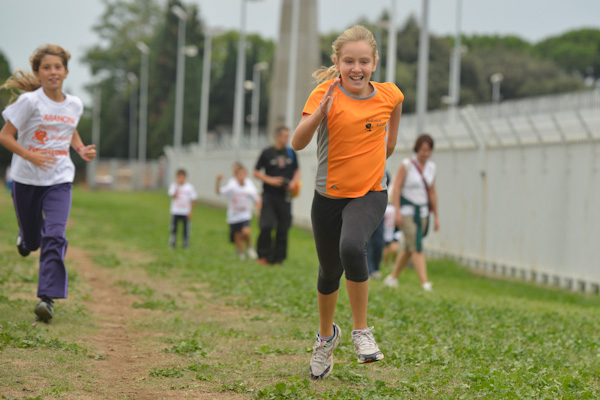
[292,25,404,380]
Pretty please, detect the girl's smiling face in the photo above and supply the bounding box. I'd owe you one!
[334,40,377,97]
[34,54,68,93]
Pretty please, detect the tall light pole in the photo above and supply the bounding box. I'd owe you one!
[445,0,463,123]
[89,85,102,189]
[199,29,214,151]
[127,72,138,161]
[490,73,504,117]
[386,0,397,83]
[233,0,262,161]
[251,61,269,148]
[137,41,149,168]
[172,5,188,153]
[416,0,430,134]
[449,0,463,108]
[285,0,300,129]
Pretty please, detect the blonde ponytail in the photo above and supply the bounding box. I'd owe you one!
[1,71,41,104]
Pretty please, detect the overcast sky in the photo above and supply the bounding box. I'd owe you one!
[1,0,599,105]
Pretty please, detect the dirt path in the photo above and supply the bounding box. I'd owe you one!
[68,247,247,400]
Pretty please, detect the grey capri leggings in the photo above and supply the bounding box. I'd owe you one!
[311,190,388,295]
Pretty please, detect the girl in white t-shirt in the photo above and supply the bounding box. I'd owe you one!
[216,163,262,260]
[0,44,97,323]
[384,134,439,291]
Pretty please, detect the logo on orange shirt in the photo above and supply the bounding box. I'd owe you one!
[365,123,372,131]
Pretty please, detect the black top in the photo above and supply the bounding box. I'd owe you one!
[254,146,299,195]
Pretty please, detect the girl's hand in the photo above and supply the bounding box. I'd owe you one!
[27,150,57,171]
[79,145,97,162]
[434,216,440,232]
[319,78,339,116]
[395,211,403,228]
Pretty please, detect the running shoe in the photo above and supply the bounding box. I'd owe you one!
[34,296,54,323]
[309,323,341,380]
[246,247,258,260]
[383,275,398,288]
[422,282,433,291]
[352,326,384,364]
[16,234,30,257]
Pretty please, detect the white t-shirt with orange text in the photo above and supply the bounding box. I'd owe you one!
[2,87,83,186]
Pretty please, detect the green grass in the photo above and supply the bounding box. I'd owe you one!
[1,187,600,399]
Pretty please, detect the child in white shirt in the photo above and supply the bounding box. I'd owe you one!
[216,163,262,260]
[168,169,197,248]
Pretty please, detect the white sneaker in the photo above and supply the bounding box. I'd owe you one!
[383,275,398,288]
[238,251,247,261]
[422,282,433,291]
[351,326,384,364]
[246,247,258,260]
[309,323,341,380]
[370,270,382,280]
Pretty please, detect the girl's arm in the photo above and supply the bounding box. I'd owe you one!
[292,79,339,151]
[0,120,56,170]
[255,194,262,216]
[215,174,223,195]
[70,130,97,162]
[386,103,403,158]
[392,163,407,227]
[429,181,440,231]
[287,168,301,192]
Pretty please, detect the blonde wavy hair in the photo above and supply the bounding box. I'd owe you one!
[312,25,379,84]
[1,44,71,104]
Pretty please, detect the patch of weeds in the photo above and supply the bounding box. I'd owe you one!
[116,280,155,297]
[150,363,205,379]
[221,379,252,394]
[334,369,371,385]
[0,322,83,354]
[188,363,213,381]
[149,366,185,378]
[164,338,207,357]
[88,353,106,360]
[170,384,202,390]
[0,295,27,307]
[254,377,314,399]
[132,299,178,311]
[92,252,121,268]
[318,380,409,400]
[43,382,74,396]
[254,345,299,355]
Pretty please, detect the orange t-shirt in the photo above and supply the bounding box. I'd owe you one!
[302,79,404,198]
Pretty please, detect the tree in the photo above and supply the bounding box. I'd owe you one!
[82,0,163,159]
[0,51,12,173]
[535,29,600,80]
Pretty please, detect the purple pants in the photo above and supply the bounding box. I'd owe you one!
[13,182,72,299]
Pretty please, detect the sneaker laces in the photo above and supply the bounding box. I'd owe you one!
[311,338,329,363]
[353,327,377,349]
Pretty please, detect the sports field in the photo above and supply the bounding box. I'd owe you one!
[1,187,599,399]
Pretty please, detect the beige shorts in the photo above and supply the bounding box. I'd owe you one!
[401,215,429,253]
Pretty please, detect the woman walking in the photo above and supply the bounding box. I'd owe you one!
[384,134,439,290]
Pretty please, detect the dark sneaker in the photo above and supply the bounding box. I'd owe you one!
[309,323,342,380]
[34,297,54,323]
[16,235,30,257]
